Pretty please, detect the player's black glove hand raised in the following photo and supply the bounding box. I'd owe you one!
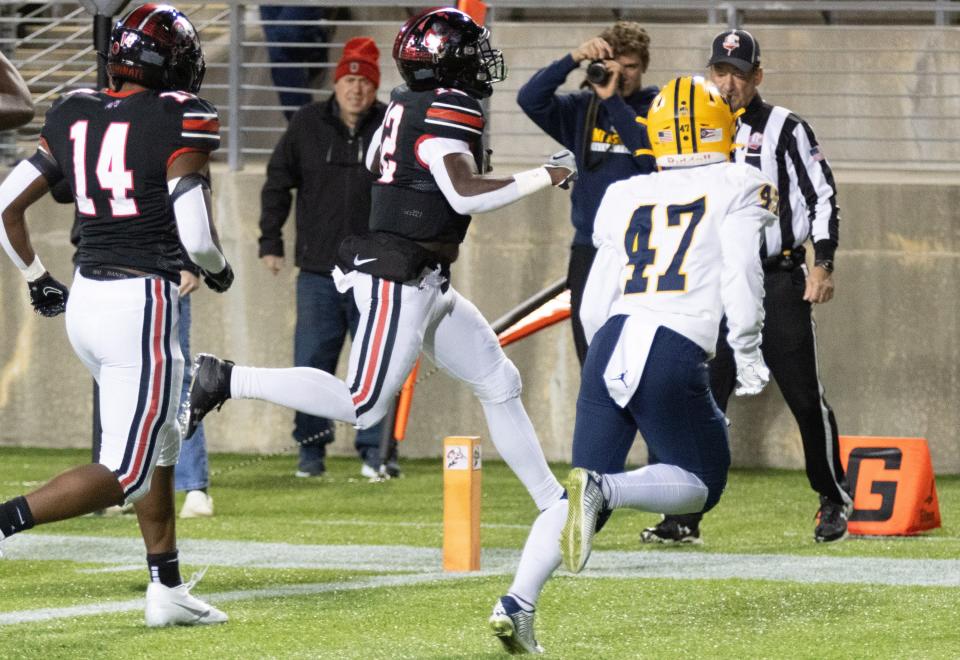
[202,262,234,293]
[28,272,69,317]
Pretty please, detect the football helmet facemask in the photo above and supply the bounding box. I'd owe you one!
[647,75,739,169]
[393,8,505,99]
[107,3,206,93]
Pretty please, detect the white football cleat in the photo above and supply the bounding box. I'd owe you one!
[489,596,543,655]
[179,490,214,519]
[561,467,606,573]
[145,569,227,627]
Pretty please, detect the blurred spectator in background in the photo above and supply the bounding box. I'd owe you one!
[517,22,658,365]
[259,6,332,120]
[259,37,395,478]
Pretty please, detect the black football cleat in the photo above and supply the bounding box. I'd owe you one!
[180,353,234,440]
[640,514,703,545]
[814,495,851,543]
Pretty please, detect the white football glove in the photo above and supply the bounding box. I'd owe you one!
[544,149,577,189]
[734,349,770,397]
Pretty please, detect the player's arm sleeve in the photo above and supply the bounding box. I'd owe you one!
[423,137,557,215]
[259,115,300,258]
[601,94,653,158]
[0,159,47,270]
[788,118,839,262]
[516,55,581,149]
[168,172,226,274]
[720,177,778,356]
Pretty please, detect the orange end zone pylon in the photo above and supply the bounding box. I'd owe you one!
[457,0,488,25]
[443,435,482,571]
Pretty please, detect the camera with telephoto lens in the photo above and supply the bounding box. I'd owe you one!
[586,59,610,85]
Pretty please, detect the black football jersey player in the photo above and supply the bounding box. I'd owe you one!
[367,7,504,247]
[30,88,219,281]
[369,85,486,244]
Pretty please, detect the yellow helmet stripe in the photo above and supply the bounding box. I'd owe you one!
[672,77,683,155]
[688,77,698,154]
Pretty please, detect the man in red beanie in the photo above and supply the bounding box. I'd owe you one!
[259,36,395,479]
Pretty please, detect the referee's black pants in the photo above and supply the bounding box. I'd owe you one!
[652,264,847,525]
[710,265,847,506]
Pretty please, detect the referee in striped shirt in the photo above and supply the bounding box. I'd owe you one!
[644,29,852,545]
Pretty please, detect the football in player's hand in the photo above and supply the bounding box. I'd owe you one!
[203,262,234,293]
[28,273,69,317]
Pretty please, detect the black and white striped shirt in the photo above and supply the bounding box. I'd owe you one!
[732,95,839,262]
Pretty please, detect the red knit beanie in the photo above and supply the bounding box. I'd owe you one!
[335,37,380,88]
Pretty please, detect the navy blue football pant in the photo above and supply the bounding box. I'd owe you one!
[573,316,730,513]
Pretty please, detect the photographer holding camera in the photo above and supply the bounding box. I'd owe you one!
[517,22,659,364]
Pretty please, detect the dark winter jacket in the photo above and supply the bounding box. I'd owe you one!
[517,54,659,246]
[259,97,387,272]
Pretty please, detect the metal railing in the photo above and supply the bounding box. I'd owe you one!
[2,1,960,170]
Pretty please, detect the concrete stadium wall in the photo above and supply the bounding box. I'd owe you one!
[2,21,959,474]
[1,165,958,476]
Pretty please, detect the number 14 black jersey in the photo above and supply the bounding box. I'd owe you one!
[33,87,220,280]
[369,84,485,245]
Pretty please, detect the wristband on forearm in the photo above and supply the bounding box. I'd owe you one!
[513,167,553,196]
[21,255,46,281]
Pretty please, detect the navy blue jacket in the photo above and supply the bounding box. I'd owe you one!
[517,54,658,246]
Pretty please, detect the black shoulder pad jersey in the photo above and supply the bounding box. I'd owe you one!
[34,88,220,280]
[370,85,485,244]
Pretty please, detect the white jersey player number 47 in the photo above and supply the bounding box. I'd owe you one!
[623,196,706,295]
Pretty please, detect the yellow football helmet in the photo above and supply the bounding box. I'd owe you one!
[647,75,738,168]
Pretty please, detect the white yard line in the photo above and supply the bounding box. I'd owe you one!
[0,572,464,625]
[2,532,959,626]
[301,519,532,530]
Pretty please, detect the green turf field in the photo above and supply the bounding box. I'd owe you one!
[1,447,958,658]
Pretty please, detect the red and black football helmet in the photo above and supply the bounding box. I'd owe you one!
[393,8,505,99]
[107,3,205,93]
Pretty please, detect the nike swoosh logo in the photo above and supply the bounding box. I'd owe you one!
[42,287,62,297]
[173,601,211,618]
[354,256,378,266]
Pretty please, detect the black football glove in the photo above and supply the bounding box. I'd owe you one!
[28,272,69,317]
[202,262,234,293]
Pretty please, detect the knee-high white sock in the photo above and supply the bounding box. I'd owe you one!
[481,397,564,511]
[507,498,567,609]
[603,464,707,514]
[230,366,357,424]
